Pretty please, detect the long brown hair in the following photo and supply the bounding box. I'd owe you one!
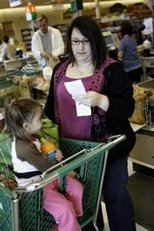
[4,96,43,141]
[67,16,107,68]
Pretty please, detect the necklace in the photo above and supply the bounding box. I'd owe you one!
[75,63,95,76]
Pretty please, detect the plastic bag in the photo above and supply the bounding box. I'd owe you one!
[129,84,153,124]
[42,66,53,80]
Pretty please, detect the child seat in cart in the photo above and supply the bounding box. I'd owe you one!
[0,133,125,231]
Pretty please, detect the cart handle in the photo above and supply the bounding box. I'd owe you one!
[14,135,126,193]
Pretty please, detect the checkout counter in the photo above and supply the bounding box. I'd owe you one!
[140,56,154,81]
[130,79,154,177]
[101,32,154,175]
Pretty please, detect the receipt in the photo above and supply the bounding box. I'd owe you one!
[64,80,91,116]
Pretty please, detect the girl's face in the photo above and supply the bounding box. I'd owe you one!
[24,107,43,135]
[71,28,92,64]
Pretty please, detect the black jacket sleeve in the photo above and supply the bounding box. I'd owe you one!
[104,62,135,121]
[103,62,136,160]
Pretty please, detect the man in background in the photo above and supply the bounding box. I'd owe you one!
[0,35,16,61]
[31,15,64,68]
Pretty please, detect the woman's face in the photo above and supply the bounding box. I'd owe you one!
[71,28,92,64]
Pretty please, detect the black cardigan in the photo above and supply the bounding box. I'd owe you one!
[44,60,136,161]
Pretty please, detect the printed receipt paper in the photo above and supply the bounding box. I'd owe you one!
[64,80,91,116]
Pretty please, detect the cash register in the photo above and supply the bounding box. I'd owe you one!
[102,31,119,60]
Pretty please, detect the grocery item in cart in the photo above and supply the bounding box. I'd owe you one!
[40,138,56,161]
[37,118,59,147]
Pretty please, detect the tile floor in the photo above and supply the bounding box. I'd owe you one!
[101,159,148,231]
[101,202,148,231]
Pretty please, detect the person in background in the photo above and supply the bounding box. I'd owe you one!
[4,97,83,231]
[118,21,143,83]
[142,31,152,57]
[14,39,27,58]
[31,15,65,68]
[44,16,136,231]
[0,35,16,61]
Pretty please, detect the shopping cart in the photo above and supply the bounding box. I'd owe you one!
[0,133,125,231]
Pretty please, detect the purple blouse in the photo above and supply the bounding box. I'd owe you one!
[57,74,93,140]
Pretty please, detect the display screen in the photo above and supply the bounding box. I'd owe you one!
[9,0,22,7]
[104,35,114,45]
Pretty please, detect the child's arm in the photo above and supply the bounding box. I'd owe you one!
[54,148,63,162]
[16,139,55,172]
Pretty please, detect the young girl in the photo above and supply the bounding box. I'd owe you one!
[4,97,83,231]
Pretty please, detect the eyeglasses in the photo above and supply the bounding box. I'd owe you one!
[71,39,90,46]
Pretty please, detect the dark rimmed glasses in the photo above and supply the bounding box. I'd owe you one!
[71,39,90,46]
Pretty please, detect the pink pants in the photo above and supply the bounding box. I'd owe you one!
[44,176,83,231]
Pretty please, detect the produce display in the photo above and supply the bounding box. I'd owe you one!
[21,64,42,76]
[31,75,50,95]
[0,74,20,107]
[0,66,51,108]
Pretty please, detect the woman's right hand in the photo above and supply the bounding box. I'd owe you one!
[74,91,109,111]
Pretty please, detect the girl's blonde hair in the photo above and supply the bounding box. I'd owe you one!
[4,96,43,141]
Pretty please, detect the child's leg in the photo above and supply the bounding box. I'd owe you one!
[65,176,83,217]
[44,181,81,231]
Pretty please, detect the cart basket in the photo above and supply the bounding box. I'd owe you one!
[0,134,125,231]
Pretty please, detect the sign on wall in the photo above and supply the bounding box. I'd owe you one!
[9,0,22,7]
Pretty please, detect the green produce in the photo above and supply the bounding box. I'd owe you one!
[36,118,59,147]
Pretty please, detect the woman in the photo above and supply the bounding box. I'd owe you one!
[45,16,136,231]
[118,21,143,83]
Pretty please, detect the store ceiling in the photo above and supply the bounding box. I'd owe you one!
[0,0,147,10]
[0,0,97,9]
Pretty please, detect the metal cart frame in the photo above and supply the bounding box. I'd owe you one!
[140,56,154,81]
[0,134,125,231]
